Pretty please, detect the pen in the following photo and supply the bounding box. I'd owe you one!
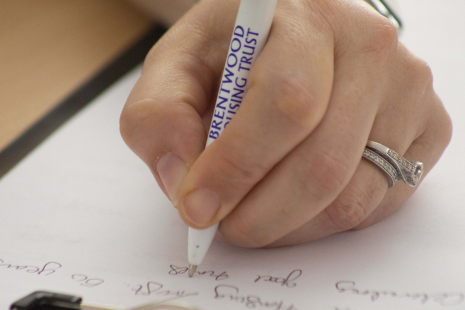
[188,0,278,277]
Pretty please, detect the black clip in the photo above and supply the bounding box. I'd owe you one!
[11,290,200,309]
[10,291,82,310]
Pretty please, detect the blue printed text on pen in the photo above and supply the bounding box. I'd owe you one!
[209,26,259,140]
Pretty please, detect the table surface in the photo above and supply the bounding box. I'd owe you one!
[0,0,152,152]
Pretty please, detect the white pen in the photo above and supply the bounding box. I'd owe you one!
[188,0,278,277]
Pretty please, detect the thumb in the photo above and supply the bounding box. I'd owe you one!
[120,0,237,205]
[120,96,207,205]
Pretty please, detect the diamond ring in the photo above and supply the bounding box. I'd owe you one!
[362,141,423,188]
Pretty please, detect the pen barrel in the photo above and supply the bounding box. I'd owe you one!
[206,0,278,147]
[189,0,277,267]
[188,223,219,266]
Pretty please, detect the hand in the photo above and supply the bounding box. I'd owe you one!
[120,0,452,247]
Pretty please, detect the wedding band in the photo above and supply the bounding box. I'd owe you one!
[362,141,423,188]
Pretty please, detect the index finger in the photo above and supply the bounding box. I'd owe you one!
[120,0,239,201]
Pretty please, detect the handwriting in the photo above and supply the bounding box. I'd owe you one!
[255,269,302,288]
[336,281,464,307]
[214,284,297,310]
[72,274,104,287]
[132,281,198,302]
[169,264,228,281]
[0,259,61,276]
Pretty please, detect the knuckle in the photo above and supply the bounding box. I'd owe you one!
[144,42,160,69]
[395,53,434,103]
[220,221,268,248]
[120,98,167,152]
[417,62,434,89]
[214,144,269,189]
[119,100,149,150]
[399,56,436,112]
[272,74,323,129]
[323,192,369,231]
[362,18,398,62]
[441,111,453,147]
[420,61,434,84]
[434,102,453,149]
[296,150,348,201]
[120,99,205,158]
[407,56,434,87]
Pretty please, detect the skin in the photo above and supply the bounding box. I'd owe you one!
[120,0,452,248]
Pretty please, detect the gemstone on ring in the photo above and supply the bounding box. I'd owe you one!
[365,141,424,187]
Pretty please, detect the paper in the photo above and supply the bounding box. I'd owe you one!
[1,1,464,309]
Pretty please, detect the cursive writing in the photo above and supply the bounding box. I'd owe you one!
[214,284,297,310]
[255,269,302,288]
[132,281,198,302]
[0,259,61,276]
[169,264,228,281]
[336,281,464,307]
[72,274,104,287]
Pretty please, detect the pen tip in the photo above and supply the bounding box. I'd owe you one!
[188,264,197,277]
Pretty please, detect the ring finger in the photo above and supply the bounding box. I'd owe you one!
[265,48,452,247]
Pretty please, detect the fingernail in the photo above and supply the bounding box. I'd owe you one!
[156,153,189,205]
[182,188,220,226]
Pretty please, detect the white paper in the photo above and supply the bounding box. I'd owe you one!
[1,1,464,309]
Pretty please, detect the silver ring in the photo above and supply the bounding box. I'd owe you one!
[362,141,423,188]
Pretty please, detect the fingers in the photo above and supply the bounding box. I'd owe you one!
[264,53,453,247]
[266,158,388,246]
[216,3,401,247]
[176,0,335,228]
[264,97,451,247]
[120,0,240,203]
[355,93,452,229]
[347,47,452,229]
